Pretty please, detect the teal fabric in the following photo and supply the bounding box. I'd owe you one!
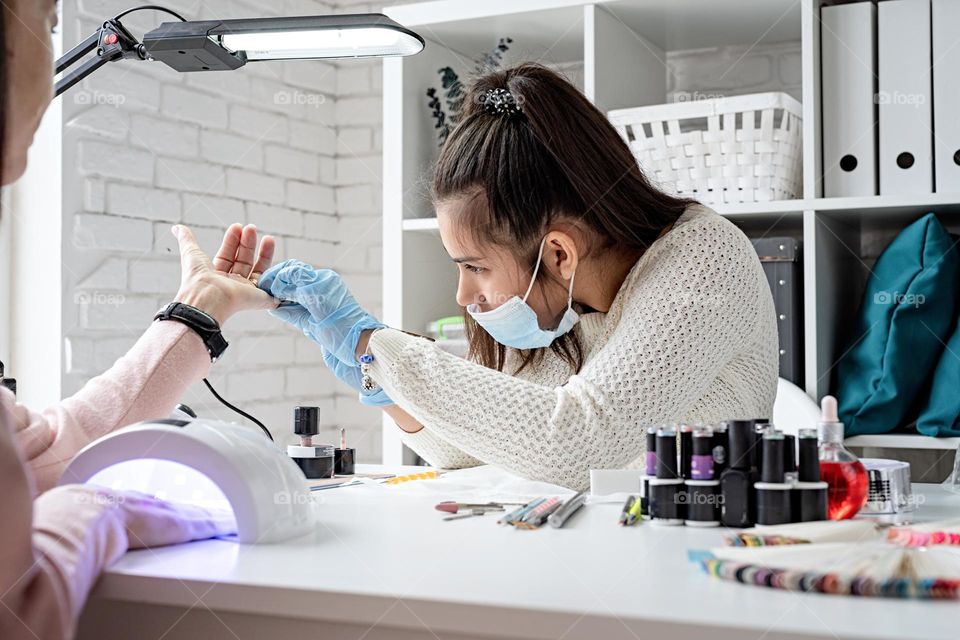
[836,213,960,436]
[916,302,960,436]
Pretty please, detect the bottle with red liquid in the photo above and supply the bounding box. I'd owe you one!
[817,395,868,520]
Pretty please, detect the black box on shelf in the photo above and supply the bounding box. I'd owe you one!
[751,237,803,386]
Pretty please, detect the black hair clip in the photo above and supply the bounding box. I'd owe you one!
[480,87,522,116]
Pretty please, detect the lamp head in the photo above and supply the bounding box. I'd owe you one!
[143,13,425,72]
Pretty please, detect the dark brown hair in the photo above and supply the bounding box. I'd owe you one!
[432,62,697,375]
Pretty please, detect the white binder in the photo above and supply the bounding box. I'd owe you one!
[879,0,933,195]
[821,2,877,197]
[933,0,960,193]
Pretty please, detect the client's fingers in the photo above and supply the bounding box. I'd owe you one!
[212,223,243,273]
[172,225,211,276]
[249,235,277,283]
[229,224,259,275]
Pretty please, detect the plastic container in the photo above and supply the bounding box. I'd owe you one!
[427,315,469,358]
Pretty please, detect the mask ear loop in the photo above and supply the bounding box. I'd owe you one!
[564,268,577,311]
[521,237,548,303]
[521,236,578,314]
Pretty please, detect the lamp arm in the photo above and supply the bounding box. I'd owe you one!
[55,30,100,74]
[54,19,149,97]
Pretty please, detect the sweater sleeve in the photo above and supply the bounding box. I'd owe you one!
[395,348,484,470]
[14,321,211,493]
[365,217,765,489]
[399,426,484,470]
[0,396,128,640]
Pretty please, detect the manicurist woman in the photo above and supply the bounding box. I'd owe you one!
[262,63,780,490]
[1,2,277,637]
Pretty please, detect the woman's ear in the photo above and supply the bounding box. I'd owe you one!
[543,230,579,282]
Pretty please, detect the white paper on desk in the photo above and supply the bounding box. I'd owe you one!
[348,465,575,503]
[586,492,637,505]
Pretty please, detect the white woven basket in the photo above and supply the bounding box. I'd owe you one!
[608,92,803,204]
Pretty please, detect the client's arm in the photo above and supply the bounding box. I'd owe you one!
[16,223,277,492]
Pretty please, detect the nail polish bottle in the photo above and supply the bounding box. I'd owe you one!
[649,425,684,526]
[818,396,868,520]
[752,421,772,475]
[286,406,335,479]
[680,424,694,479]
[0,360,16,396]
[755,430,793,525]
[783,433,798,484]
[640,426,657,518]
[793,427,829,521]
[685,425,720,527]
[711,422,728,476]
[720,419,756,528]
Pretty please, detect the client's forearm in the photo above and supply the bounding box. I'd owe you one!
[382,404,424,433]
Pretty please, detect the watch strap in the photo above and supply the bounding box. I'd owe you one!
[154,302,228,361]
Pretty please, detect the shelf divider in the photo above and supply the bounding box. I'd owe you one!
[584,4,665,111]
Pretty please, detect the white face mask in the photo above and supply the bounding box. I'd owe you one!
[466,237,579,349]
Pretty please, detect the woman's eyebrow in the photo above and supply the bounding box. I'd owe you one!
[451,256,483,263]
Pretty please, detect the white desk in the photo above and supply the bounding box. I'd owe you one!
[78,466,960,640]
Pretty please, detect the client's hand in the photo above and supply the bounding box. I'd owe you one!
[172,223,278,324]
[258,260,385,366]
[322,348,393,407]
[32,485,236,619]
[35,485,236,551]
[116,490,236,549]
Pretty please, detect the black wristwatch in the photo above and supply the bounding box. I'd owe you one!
[154,302,228,361]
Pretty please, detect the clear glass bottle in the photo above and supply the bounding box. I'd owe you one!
[817,396,868,520]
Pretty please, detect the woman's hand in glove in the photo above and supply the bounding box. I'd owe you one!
[258,260,386,366]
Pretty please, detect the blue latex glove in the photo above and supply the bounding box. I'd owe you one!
[259,260,386,367]
[322,348,394,407]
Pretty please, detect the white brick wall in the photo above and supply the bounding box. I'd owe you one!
[61,0,385,460]
[58,0,798,464]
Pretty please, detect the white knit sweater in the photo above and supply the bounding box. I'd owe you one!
[365,204,779,490]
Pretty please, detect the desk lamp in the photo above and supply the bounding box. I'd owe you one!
[55,6,424,96]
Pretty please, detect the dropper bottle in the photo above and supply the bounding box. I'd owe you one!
[817,396,868,520]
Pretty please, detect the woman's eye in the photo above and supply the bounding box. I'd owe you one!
[464,264,485,274]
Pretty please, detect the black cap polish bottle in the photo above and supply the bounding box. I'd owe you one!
[793,428,829,521]
[720,419,756,527]
[755,430,793,525]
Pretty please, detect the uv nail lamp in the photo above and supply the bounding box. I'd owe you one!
[60,418,315,544]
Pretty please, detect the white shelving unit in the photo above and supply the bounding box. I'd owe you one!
[380,0,960,463]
